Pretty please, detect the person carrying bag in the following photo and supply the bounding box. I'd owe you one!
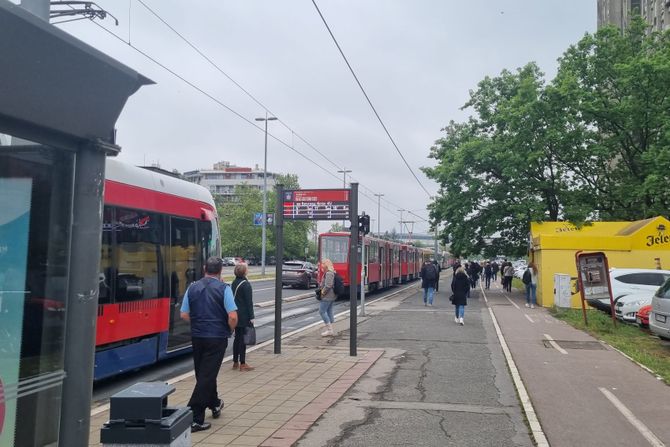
[231,263,255,371]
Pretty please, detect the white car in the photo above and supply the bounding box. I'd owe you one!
[650,278,670,340]
[587,268,670,312]
[614,291,654,323]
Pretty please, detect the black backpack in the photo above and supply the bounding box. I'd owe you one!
[522,269,532,285]
[423,264,437,281]
[333,273,345,295]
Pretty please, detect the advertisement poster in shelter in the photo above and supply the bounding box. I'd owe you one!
[0,178,32,447]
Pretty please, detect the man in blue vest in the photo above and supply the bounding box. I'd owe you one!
[181,256,238,432]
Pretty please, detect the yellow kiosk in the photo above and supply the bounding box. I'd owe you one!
[530,217,670,308]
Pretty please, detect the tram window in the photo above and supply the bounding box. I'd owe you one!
[114,208,165,301]
[320,236,348,263]
[369,241,378,263]
[171,218,198,299]
[99,207,113,304]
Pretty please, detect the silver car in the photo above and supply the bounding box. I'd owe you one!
[650,278,670,340]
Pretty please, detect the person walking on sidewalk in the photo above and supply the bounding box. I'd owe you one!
[231,263,255,371]
[319,259,337,336]
[451,265,469,325]
[420,260,438,306]
[523,262,538,308]
[432,259,441,292]
[180,256,238,432]
[503,262,515,292]
[484,261,492,290]
[491,260,499,282]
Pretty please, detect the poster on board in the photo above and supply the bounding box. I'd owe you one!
[0,178,32,447]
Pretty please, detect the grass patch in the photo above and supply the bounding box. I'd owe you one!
[550,307,670,384]
[512,278,524,291]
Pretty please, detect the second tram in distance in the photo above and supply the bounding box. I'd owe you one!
[318,231,433,296]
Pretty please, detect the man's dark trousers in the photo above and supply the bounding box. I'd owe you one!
[189,337,228,424]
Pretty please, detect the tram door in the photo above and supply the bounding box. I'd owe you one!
[168,217,198,351]
[379,246,385,288]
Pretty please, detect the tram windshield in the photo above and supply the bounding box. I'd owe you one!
[320,235,349,264]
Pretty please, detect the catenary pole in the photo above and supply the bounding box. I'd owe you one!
[360,212,366,317]
[374,193,383,236]
[349,183,359,356]
[274,184,284,354]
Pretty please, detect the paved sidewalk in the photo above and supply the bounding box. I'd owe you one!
[484,281,670,446]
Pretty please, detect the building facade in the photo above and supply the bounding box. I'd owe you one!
[183,161,279,200]
[598,0,670,31]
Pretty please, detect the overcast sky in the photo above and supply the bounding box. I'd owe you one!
[48,0,595,236]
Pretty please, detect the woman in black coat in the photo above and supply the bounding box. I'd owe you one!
[231,263,255,371]
[451,266,470,325]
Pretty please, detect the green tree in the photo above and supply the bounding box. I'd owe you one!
[218,174,311,262]
[554,18,670,218]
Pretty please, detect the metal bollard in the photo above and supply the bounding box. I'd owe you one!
[101,382,192,447]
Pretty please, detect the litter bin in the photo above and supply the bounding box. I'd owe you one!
[101,382,192,446]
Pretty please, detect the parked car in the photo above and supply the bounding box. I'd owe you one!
[281,261,318,289]
[615,291,655,323]
[636,304,652,328]
[650,278,670,340]
[587,268,670,312]
[222,257,236,266]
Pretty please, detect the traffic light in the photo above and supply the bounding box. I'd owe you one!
[359,214,370,235]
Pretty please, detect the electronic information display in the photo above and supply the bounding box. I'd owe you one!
[282,189,350,220]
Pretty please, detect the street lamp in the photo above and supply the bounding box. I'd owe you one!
[255,113,278,276]
[374,193,384,236]
[337,168,351,228]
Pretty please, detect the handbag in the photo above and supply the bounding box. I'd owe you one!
[243,324,256,345]
[449,294,454,303]
[315,288,322,301]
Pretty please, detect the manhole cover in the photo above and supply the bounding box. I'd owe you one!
[542,340,606,350]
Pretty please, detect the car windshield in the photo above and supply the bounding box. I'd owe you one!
[655,279,670,299]
[320,236,348,263]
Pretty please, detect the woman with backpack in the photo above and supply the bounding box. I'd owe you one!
[318,259,337,336]
[523,263,538,308]
[451,265,470,325]
[231,263,255,371]
[420,260,438,306]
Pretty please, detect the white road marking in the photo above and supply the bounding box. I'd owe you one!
[482,288,549,447]
[599,387,666,447]
[543,333,568,355]
[506,296,520,309]
[524,314,535,323]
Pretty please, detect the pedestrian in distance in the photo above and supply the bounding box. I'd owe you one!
[503,262,515,293]
[451,266,470,325]
[180,256,238,432]
[523,262,538,308]
[432,258,441,292]
[467,262,479,290]
[319,259,337,336]
[491,261,499,282]
[484,261,492,290]
[420,260,438,306]
[231,263,255,371]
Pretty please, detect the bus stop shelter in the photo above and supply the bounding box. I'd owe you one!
[0,3,151,446]
[530,217,670,308]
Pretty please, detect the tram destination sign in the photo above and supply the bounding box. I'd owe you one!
[282,189,350,220]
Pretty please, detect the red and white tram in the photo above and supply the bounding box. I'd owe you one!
[318,232,432,296]
[95,158,220,380]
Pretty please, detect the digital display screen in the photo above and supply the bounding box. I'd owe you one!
[282,189,350,220]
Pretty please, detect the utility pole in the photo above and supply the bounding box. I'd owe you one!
[255,113,277,276]
[374,193,384,236]
[398,209,405,242]
[337,168,352,229]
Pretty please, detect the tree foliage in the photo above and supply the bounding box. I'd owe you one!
[218,174,312,262]
[425,18,670,258]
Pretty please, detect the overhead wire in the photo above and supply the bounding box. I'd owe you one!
[310,0,434,198]
[64,4,430,229]
[135,0,343,173]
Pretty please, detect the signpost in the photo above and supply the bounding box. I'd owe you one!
[277,185,359,357]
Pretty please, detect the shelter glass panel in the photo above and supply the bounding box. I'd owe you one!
[0,138,74,447]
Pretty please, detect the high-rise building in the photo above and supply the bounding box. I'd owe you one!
[598,0,670,31]
[183,161,279,200]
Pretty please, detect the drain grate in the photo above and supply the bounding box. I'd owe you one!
[542,340,606,350]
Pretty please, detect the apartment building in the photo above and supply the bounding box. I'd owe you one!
[183,161,279,200]
[598,0,670,31]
